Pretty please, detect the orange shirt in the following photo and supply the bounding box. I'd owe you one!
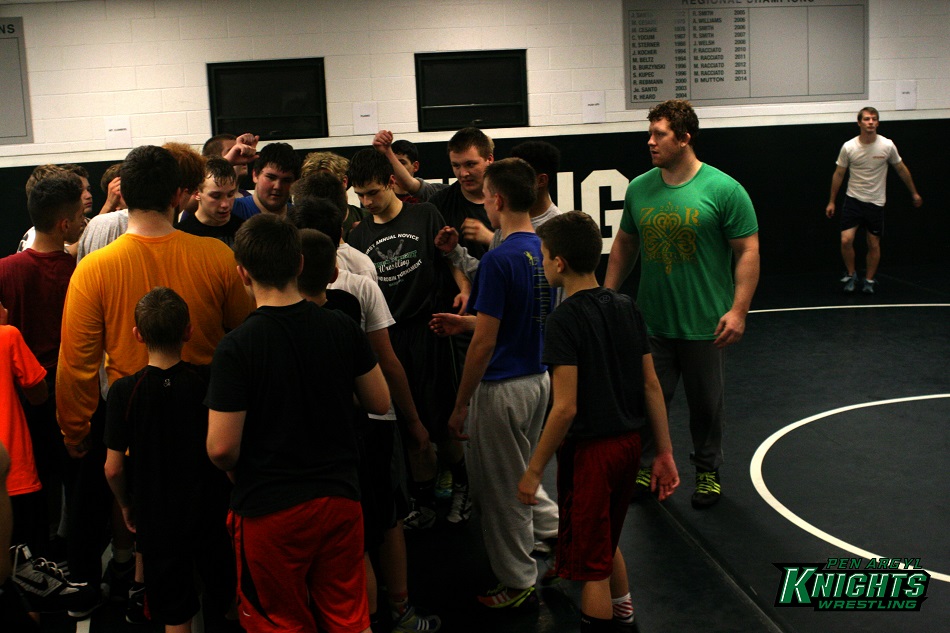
[0,325,46,495]
[57,230,252,445]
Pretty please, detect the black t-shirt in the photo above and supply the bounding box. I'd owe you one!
[429,182,492,260]
[543,288,650,439]
[324,288,362,325]
[346,202,453,326]
[176,213,244,249]
[205,300,377,517]
[104,362,228,550]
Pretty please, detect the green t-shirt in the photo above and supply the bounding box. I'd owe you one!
[619,164,758,339]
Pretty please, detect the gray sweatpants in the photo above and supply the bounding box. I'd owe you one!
[467,372,559,590]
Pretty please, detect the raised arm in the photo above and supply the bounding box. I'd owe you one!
[373,130,422,194]
[714,233,760,349]
[825,164,847,218]
[893,162,923,207]
[604,228,641,290]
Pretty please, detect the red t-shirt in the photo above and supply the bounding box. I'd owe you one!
[0,249,76,370]
[0,325,46,496]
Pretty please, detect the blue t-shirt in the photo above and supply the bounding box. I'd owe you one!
[470,231,552,381]
[231,196,261,221]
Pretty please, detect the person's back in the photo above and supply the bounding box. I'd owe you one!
[212,299,372,513]
[206,214,387,633]
[0,172,86,370]
[59,229,249,443]
[104,287,234,632]
[106,361,223,543]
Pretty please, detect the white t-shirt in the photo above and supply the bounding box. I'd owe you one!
[336,242,377,282]
[837,135,902,207]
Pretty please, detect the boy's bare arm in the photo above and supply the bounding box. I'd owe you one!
[448,313,500,440]
[643,354,679,500]
[449,265,472,314]
[355,364,390,416]
[366,329,429,451]
[373,130,422,194]
[519,364,577,506]
[207,409,246,472]
[104,449,135,533]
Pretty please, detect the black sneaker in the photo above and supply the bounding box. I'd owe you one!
[10,544,101,618]
[101,556,135,602]
[862,279,877,294]
[843,275,857,293]
[691,471,721,509]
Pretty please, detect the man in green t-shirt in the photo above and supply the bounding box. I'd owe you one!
[605,99,759,509]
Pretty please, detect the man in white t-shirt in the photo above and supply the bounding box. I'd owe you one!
[825,107,923,294]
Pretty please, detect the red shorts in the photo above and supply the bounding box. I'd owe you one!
[229,497,369,633]
[555,432,640,581]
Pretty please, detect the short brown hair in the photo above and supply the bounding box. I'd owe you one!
[648,99,699,145]
[858,106,879,121]
[100,163,122,194]
[484,158,536,213]
[447,127,494,159]
[536,211,602,274]
[134,287,190,355]
[25,164,68,198]
[234,214,301,290]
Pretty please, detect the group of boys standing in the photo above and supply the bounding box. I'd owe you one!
[6,97,924,633]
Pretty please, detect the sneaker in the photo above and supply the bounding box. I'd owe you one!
[403,505,437,530]
[630,466,652,502]
[125,582,148,624]
[477,583,537,609]
[10,544,100,618]
[862,278,877,294]
[434,469,453,500]
[691,471,721,509]
[101,556,134,602]
[843,275,857,293]
[445,484,472,525]
[839,272,856,283]
[392,604,441,632]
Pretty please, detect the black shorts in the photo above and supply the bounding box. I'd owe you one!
[142,528,235,626]
[357,419,409,549]
[388,320,459,443]
[840,195,884,236]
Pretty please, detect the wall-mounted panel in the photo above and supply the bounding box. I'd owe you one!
[623,0,868,108]
[0,18,33,146]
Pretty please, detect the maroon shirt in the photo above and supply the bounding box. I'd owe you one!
[0,249,76,369]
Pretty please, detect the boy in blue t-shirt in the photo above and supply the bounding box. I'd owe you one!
[445,158,559,609]
[519,211,680,633]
